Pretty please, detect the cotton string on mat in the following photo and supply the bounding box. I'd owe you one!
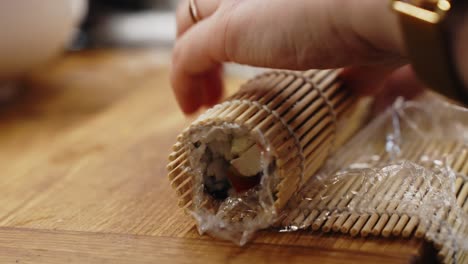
[167,69,467,263]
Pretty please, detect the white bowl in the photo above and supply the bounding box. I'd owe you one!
[0,0,87,80]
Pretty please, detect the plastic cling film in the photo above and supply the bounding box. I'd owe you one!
[167,67,467,263]
[280,94,467,264]
[167,69,370,244]
[187,125,278,245]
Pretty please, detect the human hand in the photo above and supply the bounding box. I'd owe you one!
[171,0,466,114]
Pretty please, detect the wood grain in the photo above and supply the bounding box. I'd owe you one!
[0,227,427,264]
[0,49,435,263]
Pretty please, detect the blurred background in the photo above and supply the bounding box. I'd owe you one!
[0,0,178,86]
[0,0,262,102]
[0,0,183,104]
[76,0,263,76]
[76,0,178,49]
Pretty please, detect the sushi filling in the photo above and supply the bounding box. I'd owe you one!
[191,128,264,201]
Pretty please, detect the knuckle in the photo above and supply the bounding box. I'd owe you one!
[216,3,241,62]
[175,0,189,33]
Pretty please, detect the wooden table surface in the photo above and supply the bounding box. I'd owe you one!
[0,50,436,264]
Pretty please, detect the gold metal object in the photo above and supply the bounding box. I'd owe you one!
[189,0,201,23]
[392,0,468,105]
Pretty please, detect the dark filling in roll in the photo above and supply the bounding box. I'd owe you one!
[194,134,264,200]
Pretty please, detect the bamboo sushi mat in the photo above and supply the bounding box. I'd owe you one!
[279,137,468,264]
[167,68,467,263]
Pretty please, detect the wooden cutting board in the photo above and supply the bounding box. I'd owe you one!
[0,49,436,264]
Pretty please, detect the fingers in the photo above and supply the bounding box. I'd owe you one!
[171,13,226,114]
[200,65,223,107]
[176,0,220,38]
[172,0,407,113]
[342,64,425,114]
[373,65,426,113]
[340,63,412,115]
[345,0,405,58]
[341,65,402,97]
[383,65,426,98]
